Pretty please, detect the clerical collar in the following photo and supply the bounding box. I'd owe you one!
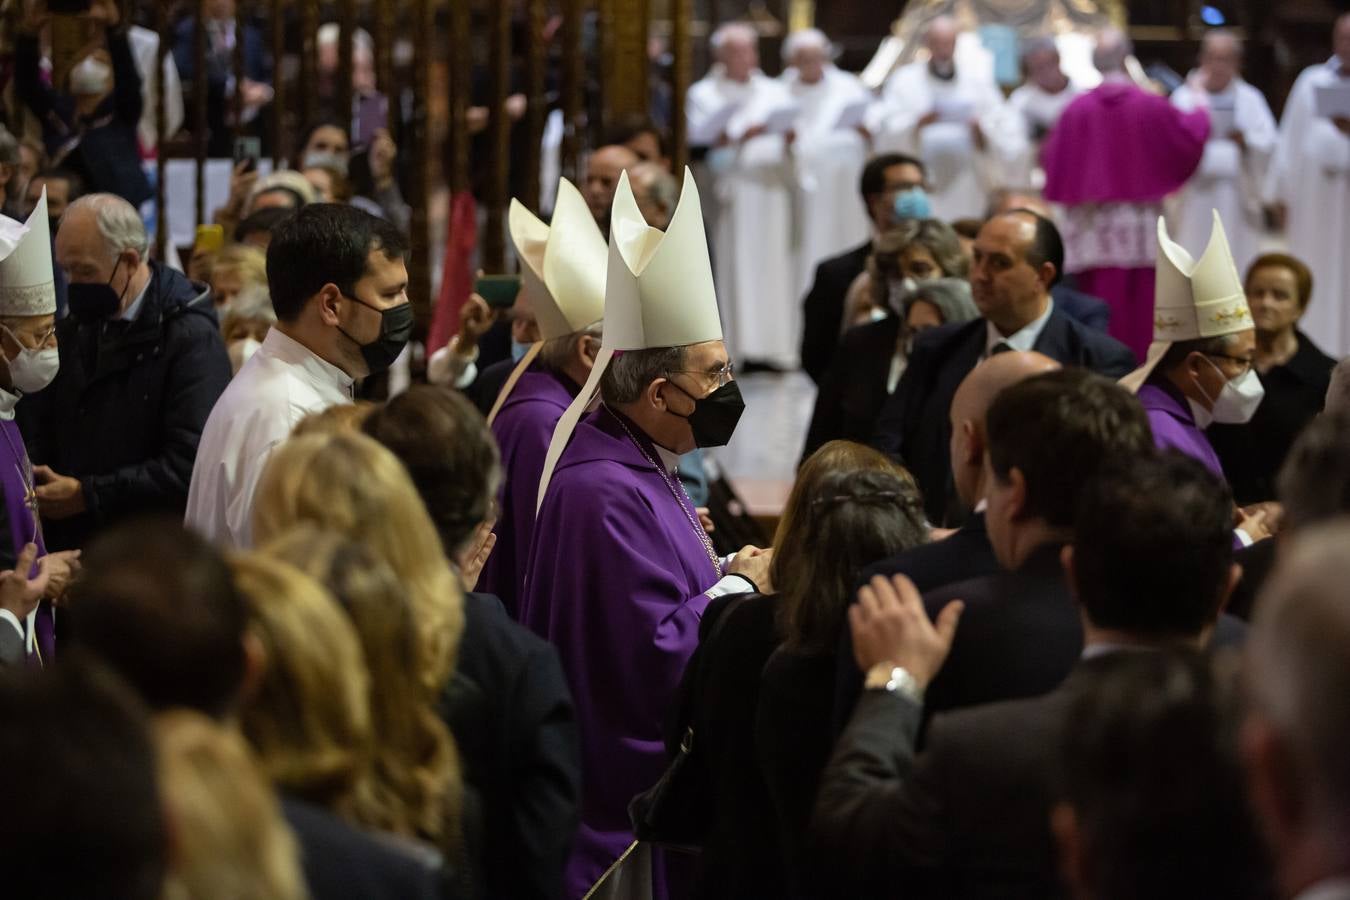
[653,443,680,476]
[0,387,17,421]
[985,298,1054,357]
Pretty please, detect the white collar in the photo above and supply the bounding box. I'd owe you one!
[986,298,1054,357]
[654,443,681,475]
[258,328,355,392]
[0,387,17,421]
[118,274,153,322]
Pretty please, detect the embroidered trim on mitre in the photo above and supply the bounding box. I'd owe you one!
[0,282,56,316]
[1195,294,1252,339]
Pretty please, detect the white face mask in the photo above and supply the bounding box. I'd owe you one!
[1199,357,1265,425]
[2,326,59,395]
[70,56,113,96]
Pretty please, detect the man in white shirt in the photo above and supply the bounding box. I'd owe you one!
[1265,13,1350,356]
[1170,30,1278,273]
[185,204,412,547]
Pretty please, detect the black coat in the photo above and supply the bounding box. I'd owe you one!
[466,356,516,418]
[800,241,871,385]
[1051,283,1111,332]
[1208,331,1335,504]
[834,514,1002,731]
[801,316,900,462]
[872,311,1137,526]
[18,263,231,551]
[440,592,581,900]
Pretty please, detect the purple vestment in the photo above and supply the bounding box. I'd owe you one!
[0,418,53,663]
[520,405,720,899]
[480,363,578,618]
[1138,382,1226,480]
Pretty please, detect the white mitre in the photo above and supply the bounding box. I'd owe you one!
[487,179,609,423]
[0,189,55,317]
[535,167,723,510]
[1120,210,1251,393]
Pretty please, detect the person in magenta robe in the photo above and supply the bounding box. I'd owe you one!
[479,179,606,618]
[1043,28,1209,360]
[522,170,772,898]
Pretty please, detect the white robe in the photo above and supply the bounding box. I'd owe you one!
[1266,59,1350,356]
[1169,76,1277,274]
[781,64,872,306]
[869,60,1023,221]
[1005,80,1085,188]
[687,67,798,367]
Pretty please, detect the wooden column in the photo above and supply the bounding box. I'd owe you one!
[300,0,320,132]
[373,0,397,146]
[337,0,357,138]
[408,0,435,325]
[271,0,286,165]
[446,0,470,194]
[671,0,691,172]
[523,0,548,212]
[483,0,513,271]
[194,0,208,229]
[603,0,651,126]
[232,0,246,134]
[155,0,169,260]
[560,0,585,181]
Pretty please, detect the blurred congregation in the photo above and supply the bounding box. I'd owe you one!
[5,0,1350,899]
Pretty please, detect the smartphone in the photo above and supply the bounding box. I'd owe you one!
[233,136,262,174]
[474,274,522,310]
[195,224,225,255]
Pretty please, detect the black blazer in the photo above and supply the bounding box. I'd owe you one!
[1209,331,1335,504]
[1051,283,1111,332]
[466,357,517,417]
[872,311,1137,525]
[801,241,871,385]
[801,316,900,463]
[834,514,1001,731]
[441,592,581,900]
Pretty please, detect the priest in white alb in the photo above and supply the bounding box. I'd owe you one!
[1005,36,1092,187]
[869,16,1022,221]
[1169,30,1277,274]
[780,28,872,304]
[1265,12,1350,356]
[687,22,797,368]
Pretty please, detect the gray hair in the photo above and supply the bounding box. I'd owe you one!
[0,125,19,168]
[64,193,149,259]
[600,346,686,406]
[710,22,757,55]
[1249,519,1350,838]
[538,321,603,372]
[782,28,832,64]
[902,277,979,325]
[1093,27,1133,73]
[629,162,679,228]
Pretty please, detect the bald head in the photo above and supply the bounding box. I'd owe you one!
[1246,521,1350,849]
[948,351,1061,509]
[1093,27,1133,74]
[925,16,958,67]
[584,145,640,232]
[991,188,1051,219]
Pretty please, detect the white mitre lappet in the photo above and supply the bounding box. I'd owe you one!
[0,188,56,317]
[1120,210,1251,393]
[487,178,608,424]
[535,166,724,511]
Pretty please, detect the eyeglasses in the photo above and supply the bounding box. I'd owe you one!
[1205,352,1254,376]
[667,362,735,388]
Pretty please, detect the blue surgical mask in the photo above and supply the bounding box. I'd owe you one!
[511,340,531,363]
[893,187,932,222]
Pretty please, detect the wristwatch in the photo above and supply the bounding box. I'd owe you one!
[865,663,925,705]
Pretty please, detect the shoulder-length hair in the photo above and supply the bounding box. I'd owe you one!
[263,525,464,854]
[253,430,465,690]
[231,553,373,812]
[770,441,929,653]
[868,217,971,311]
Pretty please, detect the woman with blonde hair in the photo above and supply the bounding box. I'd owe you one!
[231,553,373,814]
[209,243,269,311]
[670,440,927,898]
[156,710,308,900]
[251,430,465,692]
[262,525,471,884]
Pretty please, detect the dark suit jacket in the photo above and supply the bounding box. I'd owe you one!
[872,311,1137,525]
[1051,284,1111,332]
[441,592,581,900]
[834,514,1001,731]
[801,316,900,463]
[801,241,871,385]
[280,796,448,900]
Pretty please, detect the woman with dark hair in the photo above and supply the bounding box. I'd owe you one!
[670,440,928,898]
[1208,252,1336,504]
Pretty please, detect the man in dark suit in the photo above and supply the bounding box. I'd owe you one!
[1051,282,1111,332]
[800,153,926,384]
[873,210,1136,526]
[813,450,1253,899]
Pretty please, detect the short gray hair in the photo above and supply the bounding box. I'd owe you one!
[600,346,686,406]
[538,321,603,372]
[711,22,757,54]
[1093,27,1134,73]
[782,28,832,64]
[65,193,149,259]
[0,125,19,168]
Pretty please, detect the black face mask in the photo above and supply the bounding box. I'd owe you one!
[68,257,127,323]
[666,378,746,448]
[338,295,413,374]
